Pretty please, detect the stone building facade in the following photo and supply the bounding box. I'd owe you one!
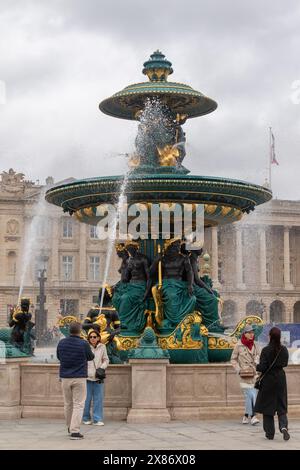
[1,169,300,329]
[0,170,120,328]
[207,199,300,327]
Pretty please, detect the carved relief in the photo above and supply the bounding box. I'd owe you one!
[0,168,34,194]
[6,219,19,235]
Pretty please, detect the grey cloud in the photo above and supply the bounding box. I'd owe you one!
[0,0,299,200]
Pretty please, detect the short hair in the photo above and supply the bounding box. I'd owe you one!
[69,322,82,335]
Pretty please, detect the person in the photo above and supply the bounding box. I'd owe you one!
[254,326,290,441]
[82,304,122,364]
[231,324,260,425]
[56,322,94,440]
[83,329,109,426]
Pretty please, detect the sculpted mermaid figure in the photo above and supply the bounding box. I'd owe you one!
[150,238,196,331]
[112,240,151,334]
[184,246,224,333]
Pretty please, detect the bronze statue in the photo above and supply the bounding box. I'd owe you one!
[150,238,196,330]
[112,240,151,333]
[182,246,224,333]
[9,298,35,355]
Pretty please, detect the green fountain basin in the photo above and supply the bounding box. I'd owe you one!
[45,173,272,227]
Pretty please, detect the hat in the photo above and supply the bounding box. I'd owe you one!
[243,324,255,333]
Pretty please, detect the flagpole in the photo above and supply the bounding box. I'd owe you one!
[269,126,272,190]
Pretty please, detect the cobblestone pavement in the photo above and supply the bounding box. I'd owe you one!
[0,418,299,450]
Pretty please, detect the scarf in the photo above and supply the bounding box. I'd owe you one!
[241,333,254,351]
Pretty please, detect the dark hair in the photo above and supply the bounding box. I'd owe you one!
[269,326,281,353]
[69,322,82,336]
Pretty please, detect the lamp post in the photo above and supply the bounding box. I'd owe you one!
[36,254,48,344]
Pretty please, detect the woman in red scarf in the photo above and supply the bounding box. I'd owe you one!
[231,324,261,425]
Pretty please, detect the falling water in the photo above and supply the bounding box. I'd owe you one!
[18,188,49,303]
[98,170,131,309]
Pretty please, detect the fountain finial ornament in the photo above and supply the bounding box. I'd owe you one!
[142,50,173,82]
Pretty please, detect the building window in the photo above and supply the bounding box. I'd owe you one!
[7,251,17,275]
[90,225,99,239]
[62,255,73,281]
[266,262,270,284]
[36,218,48,238]
[218,261,223,284]
[290,262,294,285]
[92,295,99,304]
[62,219,73,238]
[242,262,246,284]
[60,299,79,316]
[89,256,100,281]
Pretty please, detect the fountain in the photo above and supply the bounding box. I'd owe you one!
[10,51,272,362]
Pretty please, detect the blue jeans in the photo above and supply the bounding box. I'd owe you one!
[243,388,257,416]
[83,380,104,423]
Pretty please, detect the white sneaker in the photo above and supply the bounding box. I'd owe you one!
[93,421,104,426]
[83,420,92,425]
[251,416,260,425]
[242,416,249,424]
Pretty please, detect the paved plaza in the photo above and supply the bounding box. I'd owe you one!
[0,418,299,450]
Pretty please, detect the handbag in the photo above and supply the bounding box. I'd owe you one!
[254,348,282,390]
[93,360,106,381]
[239,367,255,378]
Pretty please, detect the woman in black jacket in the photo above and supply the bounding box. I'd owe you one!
[255,326,290,441]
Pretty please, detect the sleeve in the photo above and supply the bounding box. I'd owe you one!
[85,341,95,361]
[101,345,109,369]
[254,343,261,365]
[280,346,289,368]
[256,347,269,373]
[230,344,240,372]
[56,342,61,361]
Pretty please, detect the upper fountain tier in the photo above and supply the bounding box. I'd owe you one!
[45,51,272,226]
[99,50,217,121]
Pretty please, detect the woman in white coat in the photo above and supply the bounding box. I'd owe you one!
[83,329,109,425]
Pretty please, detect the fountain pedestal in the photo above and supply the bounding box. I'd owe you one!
[127,359,171,423]
[0,358,30,419]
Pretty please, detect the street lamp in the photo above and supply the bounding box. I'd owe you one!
[36,253,48,344]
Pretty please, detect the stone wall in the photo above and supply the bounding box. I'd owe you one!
[1,360,300,421]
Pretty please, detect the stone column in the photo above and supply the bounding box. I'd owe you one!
[235,226,245,289]
[211,226,221,288]
[127,359,171,423]
[259,226,269,289]
[283,226,293,290]
[79,223,87,282]
[51,218,59,284]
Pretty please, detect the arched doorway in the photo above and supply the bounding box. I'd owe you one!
[246,300,264,319]
[221,300,237,328]
[270,300,285,323]
[293,301,300,323]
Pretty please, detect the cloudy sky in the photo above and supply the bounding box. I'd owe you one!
[0,0,299,199]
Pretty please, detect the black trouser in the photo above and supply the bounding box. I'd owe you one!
[263,414,288,438]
